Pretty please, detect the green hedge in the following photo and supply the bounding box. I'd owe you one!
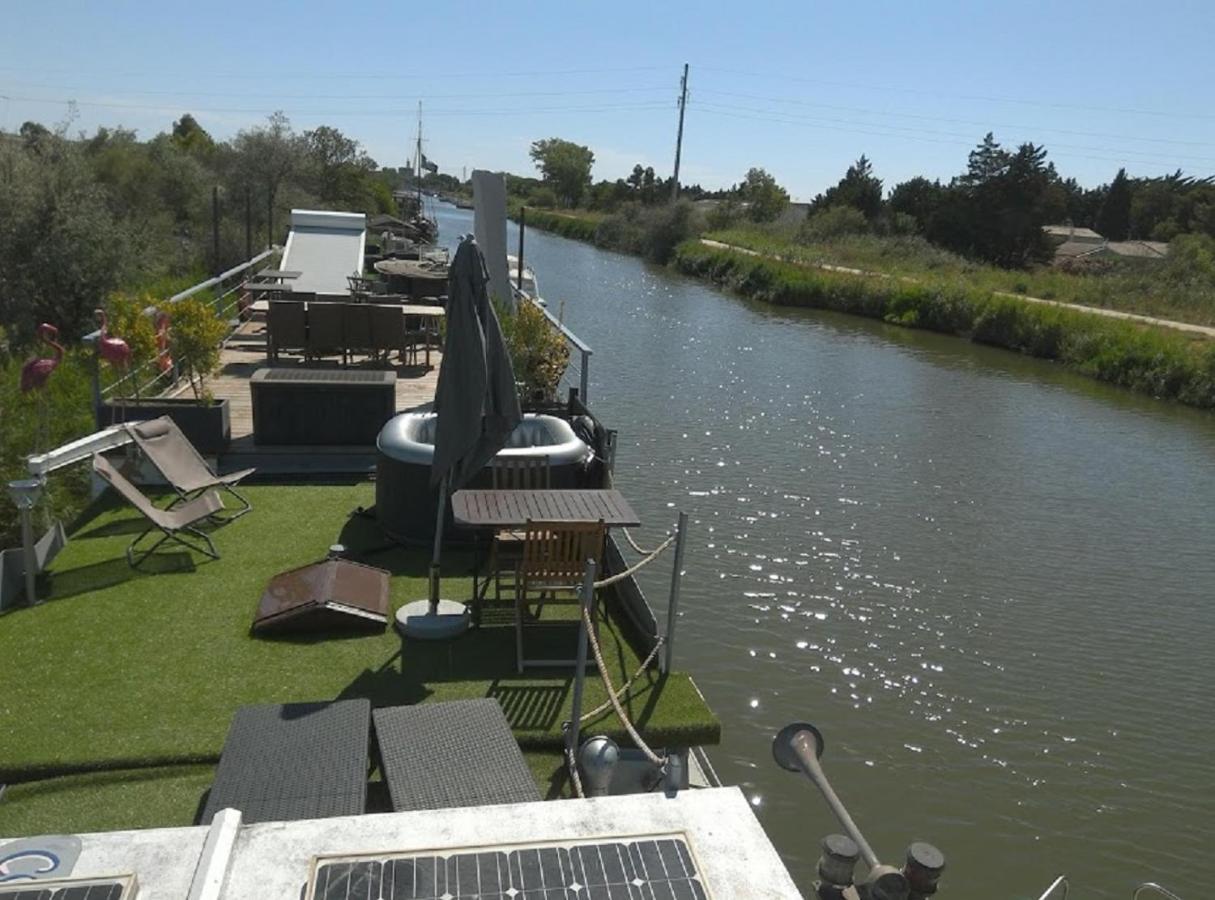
[674,241,1215,410]
[519,209,600,242]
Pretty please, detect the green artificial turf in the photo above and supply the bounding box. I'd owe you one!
[0,481,717,833]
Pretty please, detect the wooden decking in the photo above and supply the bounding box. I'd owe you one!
[173,316,439,470]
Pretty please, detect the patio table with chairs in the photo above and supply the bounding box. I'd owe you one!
[452,487,642,672]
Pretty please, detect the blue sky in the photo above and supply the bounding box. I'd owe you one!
[3,0,1213,199]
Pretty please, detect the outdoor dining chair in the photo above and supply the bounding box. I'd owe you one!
[125,416,255,521]
[267,300,306,362]
[92,453,223,567]
[305,301,343,364]
[340,303,373,366]
[514,518,606,673]
[488,456,551,604]
[368,302,405,365]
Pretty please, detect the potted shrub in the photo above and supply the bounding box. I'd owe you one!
[96,295,232,453]
[497,299,571,406]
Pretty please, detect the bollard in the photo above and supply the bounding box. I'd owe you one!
[903,842,945,899]
[815,834,860,900]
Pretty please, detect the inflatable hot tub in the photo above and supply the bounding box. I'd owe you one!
[375,412,593,543]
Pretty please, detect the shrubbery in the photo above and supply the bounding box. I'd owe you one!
[673,241,1215,410]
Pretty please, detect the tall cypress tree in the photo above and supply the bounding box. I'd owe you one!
[1096,168,1132,240]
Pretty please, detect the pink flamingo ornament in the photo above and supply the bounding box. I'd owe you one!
[155,312,173,375]
[19,323,63,451]
[95,308,132,422]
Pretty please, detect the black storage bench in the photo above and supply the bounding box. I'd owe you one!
[251,368,396,445]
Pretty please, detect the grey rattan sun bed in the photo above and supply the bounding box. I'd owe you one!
[373,699,539,812]
[199,699,371,825]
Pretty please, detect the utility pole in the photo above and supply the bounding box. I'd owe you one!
[671,63,689,201]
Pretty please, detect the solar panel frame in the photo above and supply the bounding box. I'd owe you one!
[0,873,137,900]
[305,834,709,900]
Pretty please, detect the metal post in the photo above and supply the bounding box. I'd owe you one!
[9,478,43,607]
[517,206,526,295]
[211,186,220,276]
[579,348,590,403]
[267,185,273,249]
[244,184,252,260]
[567,559,597,765]
[663,511,688,674]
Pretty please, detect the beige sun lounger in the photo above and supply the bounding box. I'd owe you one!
[125,416,255,520]
[93,453,224,567]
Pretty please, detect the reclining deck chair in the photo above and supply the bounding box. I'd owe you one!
[126,416,254,521]
[93,453,223,567]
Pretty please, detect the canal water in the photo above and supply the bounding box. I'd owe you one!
[436,203,1215,897]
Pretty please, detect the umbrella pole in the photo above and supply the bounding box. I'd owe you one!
[394,472,470,640]
[428,473,449,615]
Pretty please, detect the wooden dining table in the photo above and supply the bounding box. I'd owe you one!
[451,489,641,528]
[452,488,641,621]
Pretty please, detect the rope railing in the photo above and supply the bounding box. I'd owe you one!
[563,520,686,797]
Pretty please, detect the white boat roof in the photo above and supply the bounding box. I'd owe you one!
[281,209,367,296]
[1,788,802,899]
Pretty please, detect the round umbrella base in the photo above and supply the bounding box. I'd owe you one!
[395,599,470,640]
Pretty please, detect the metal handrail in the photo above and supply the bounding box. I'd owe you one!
[1134,884,1183,900]
[511,286,593,402]
[89,248,277,407]
[1036,875,1069,900]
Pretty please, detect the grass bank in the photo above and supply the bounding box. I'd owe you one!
[709,226,1215,328]
[518,208,602,242]
[674,241,1215,410]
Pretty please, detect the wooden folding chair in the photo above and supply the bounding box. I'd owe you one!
[514,518,605,673]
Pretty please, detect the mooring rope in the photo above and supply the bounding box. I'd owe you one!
[577,634,665,724]
[592,532,676,588]
[564,738,586,799]
[581,604,666,768]
[620,526,668,557]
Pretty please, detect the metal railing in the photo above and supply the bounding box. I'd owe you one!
[1036,876,1069,900]
[513,286,593,402]
[88,249,276,410]
[1134,884,1184,900]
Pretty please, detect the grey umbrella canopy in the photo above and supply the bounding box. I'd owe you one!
[431,235,522,491]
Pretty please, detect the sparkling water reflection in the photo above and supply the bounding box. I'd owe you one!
[437,203,1215,898]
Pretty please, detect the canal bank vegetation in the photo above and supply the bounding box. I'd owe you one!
[673,240,1215,409]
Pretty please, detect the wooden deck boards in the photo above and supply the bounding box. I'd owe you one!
[173,317,439,461]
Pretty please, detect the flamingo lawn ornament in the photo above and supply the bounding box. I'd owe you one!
[155,311,173,376]
[19,323,63,452]
[95,308,132,422]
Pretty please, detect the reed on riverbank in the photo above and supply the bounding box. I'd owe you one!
[673,240,1215,410]
[519,204,699,263]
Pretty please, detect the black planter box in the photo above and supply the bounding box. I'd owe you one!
[250,368,396,446]
[97,397,231,454]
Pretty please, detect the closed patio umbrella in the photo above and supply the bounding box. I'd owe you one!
[399,235,521,639]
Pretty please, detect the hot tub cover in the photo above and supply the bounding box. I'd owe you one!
[377,412,591,467]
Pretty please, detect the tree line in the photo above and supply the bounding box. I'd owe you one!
[521,133,1215,270]
[0,111,399,347]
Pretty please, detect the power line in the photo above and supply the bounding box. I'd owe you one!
[698,65,1215,122]
[0,80,674,101]
[696,88,1213,149]
[693,101,1215,167]
[0,63,670,82]
[0,93,673,119]
[692,106,1213,173]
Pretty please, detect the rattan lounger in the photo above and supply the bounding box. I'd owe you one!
[92,453,223,567]
[199,700,371,825]
[372,699,539,812]
[126,416,255,521]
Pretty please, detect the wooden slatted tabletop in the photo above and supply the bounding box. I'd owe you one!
[451,489,641,528]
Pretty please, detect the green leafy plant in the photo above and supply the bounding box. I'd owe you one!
[496,299,571,403]
[169,296,226,403]
[102,292,158,403]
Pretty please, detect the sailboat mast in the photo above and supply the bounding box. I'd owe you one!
[416,101,423,210]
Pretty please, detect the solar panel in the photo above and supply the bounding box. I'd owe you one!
[308,835,708,900]
[0,873,137,900]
